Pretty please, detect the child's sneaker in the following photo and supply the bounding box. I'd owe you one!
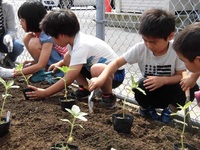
[98,94,116,109]
[161,107,173,124]
[138,106,160,120]
[74,85,90,100]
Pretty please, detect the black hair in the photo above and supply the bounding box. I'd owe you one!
[18,1,47,32]
[40,9,80,38]
[173,22,200,62]
[139,8,175,40]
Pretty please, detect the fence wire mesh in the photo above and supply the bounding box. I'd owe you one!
[10,0,200,127]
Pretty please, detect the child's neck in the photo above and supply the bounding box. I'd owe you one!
[153,43,169,56]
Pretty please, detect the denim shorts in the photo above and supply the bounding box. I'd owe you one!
[80,67,125,89]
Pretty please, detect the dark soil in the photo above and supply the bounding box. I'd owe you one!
[0,77,200,150]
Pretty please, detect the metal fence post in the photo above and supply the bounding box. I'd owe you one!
[96,0,105,40]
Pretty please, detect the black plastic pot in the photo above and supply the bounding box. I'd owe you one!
[21,88,34,100]
[112,113,134,134]
[51,143,78,150]
[60,96,76,112]
[0,117,10,138]
[173,143,198,150]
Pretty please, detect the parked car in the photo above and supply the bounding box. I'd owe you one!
[40,0,60,9]
[61,0,96,9]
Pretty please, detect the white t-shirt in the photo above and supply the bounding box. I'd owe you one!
[122,41,186,77]
[67,32,118,71]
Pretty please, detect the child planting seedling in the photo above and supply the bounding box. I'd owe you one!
[51,105,88,150]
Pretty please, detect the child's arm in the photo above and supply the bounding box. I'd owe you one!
[26,64,83,99]
[15,42,52,75]
[89,56,126,91]
[180,72,200,91]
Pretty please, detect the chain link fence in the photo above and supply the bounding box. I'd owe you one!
[10,0,200,127]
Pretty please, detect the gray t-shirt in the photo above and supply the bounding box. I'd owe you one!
[122,41,186,77]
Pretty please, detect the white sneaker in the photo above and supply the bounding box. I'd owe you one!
[0,67,14,78]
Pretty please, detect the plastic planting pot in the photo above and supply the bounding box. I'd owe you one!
[21,88,34,100]
[60,96,76,112]
[0,118,10,138]
[51,143,78,150]
[112,113,134,134]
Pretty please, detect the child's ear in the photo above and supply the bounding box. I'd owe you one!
[168,32,175,41]
[195,56,200,62]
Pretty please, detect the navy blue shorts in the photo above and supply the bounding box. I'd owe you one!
[80,67,125,89]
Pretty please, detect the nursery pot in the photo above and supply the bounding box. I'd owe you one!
[112,113,134,134]
[60,96,76,112]
[0,117,10,138]
[21,88,34,100]
[51,142,78,150]
[173,143,198,150]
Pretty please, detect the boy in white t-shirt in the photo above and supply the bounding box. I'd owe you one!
[89,9,199,123]
[25,9,125,109]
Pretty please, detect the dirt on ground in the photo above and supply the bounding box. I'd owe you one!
[0,77,200,150]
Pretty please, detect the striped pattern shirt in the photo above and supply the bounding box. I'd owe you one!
[0,6,4,36]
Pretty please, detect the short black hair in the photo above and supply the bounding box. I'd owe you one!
[40,9,80,38]
[139,8,175,40]
[173,22,200,62]
[18,1,47,32]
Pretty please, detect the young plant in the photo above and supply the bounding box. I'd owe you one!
[122,75,146,118]
[0,77,19,120]
[170,101,192,150]
[56,66,74,100]
[60,105,88,149]
[15,63,31,86]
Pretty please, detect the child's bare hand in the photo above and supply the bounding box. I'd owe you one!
[144,76,164,91]
[48,63,59,73]
[88,77,103,91]
[180,74,195,91]
[26,85,47,100]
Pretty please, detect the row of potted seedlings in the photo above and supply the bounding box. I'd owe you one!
[0,65,198,150]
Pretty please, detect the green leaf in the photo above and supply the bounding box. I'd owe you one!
[60,119,72,125]
[183,101,192,109]
[15,63,23,71]
[71,105,80,114]
[76,115,88,121]
[7,80,14,88]
[74,124,85,130]
[131,75,138,89]
[0,77,6,87]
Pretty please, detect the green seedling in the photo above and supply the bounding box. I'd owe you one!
[171,101,192,150]
[15,63,32,86]
[60,105,88,150]
[122,75,146,118]
[0,77,19,123]
[56,66,75,100]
